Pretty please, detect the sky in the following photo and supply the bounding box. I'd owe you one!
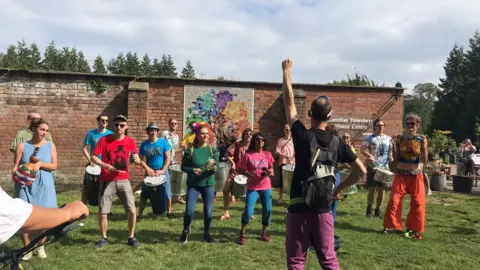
[1,0,480,92]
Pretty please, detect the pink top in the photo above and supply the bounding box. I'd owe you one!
[226,141,248,165]
[238,151,274,190]
[275,137,294,165]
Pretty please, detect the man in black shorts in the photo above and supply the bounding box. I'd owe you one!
[361,119,393,218]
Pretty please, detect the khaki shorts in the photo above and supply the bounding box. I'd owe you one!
[99,180,135,214]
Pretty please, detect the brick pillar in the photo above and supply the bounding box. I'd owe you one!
[127,81,149,183]
[293,89,307,124]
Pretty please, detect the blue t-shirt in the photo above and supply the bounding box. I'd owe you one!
[139,138,171,170]
[84,129,113,154]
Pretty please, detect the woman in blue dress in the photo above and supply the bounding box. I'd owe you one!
[12,118,58,260]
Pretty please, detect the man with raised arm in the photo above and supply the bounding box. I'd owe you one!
[281,59,366,270]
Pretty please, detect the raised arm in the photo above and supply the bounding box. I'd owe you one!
[282,59,298,126]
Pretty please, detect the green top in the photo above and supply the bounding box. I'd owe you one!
[10,127,53,152]
[181,145,220,187]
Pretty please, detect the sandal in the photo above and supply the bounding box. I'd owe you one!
[220,214,231,221]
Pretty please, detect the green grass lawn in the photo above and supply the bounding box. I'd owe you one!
[2,189,480,270]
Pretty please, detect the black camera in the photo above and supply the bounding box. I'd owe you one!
[261,167,268,177]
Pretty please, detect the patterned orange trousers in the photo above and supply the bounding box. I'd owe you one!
[383,173,426,233]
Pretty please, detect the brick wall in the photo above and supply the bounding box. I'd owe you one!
[0,69,404,190]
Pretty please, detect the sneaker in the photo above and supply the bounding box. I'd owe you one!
[22,251,33,261]
[238,232,246,245]
[95,238,109,249]
[260,231,271,242]
[128,237,141,248]
[175,198,186,204]
[203,235,217,243]
[405,230,423,240]
[427,189,432,195]
[180,228,190,244]
[334,235,343,251]
[366,206,373,217]
[374,208,383,218]
[36,246,47,259]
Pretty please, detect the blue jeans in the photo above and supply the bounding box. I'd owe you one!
[241,189,272,226]
[183,186,214,236]
[331,172,340,222]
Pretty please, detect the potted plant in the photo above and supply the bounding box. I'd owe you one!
[427,130,456,191]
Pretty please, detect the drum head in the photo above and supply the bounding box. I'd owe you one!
[85,165,101,175]
[234,174,248,184]
[144,175,166,187]
[283,164,295,171]
[377,167,393,175]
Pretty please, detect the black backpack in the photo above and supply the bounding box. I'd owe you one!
[302,133,339,212]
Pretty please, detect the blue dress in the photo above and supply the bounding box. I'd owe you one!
[16,142,57,208]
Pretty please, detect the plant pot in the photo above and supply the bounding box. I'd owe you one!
[430,174,446,191]
[452,175,473,194]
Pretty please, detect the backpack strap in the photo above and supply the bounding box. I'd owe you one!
[308,133,339,169]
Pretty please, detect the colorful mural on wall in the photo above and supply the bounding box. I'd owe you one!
[183,86,254,137]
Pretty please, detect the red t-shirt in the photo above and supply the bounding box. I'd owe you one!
[93,135,138,182]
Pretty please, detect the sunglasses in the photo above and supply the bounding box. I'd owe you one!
[148,129,159,132]
[406,122,416,126]
[115,123,126,128]
[375,124,384,127]
[256,137,265,142]
[100,119,108,123]
[33,147,40,156]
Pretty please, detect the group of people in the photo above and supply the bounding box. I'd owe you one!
[1,59,434,270]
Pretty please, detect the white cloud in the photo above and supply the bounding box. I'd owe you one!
[1,0,479,92]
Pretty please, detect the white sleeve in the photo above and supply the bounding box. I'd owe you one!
[0,188,33,244]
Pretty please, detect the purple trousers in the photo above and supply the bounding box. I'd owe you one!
[285,211,339,270]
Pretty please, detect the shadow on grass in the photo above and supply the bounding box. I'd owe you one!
[334,221,378,234]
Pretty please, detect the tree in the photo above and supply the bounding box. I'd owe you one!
[404,83,439,133]
[140,54,152,76]
[125,52,141,75]
[151,58,162,76]
[107,53,127,74]
[180,60,195,79]
[16,40,30,69]
[27,43,42,70]
[77,51,91,73]
[92,55,107,74]
[1,45,19,68]
[42,41,61,71]
[431,31,480,142]
[329,69,385,86]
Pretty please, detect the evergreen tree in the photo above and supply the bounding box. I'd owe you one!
[2,45,19,68]
[165,55,177,77]
[93,55,107,74]
[151,58,163,76]
[125,52,141,75]
[77,51,91,72]
[432,44,467,140]
[107,53,127,74]
[159,54,169,76]
[27,43,42,70]
[42,41,60,71]
[140,54,152,76]
[16,40,30,69]
[180,60,195,79]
